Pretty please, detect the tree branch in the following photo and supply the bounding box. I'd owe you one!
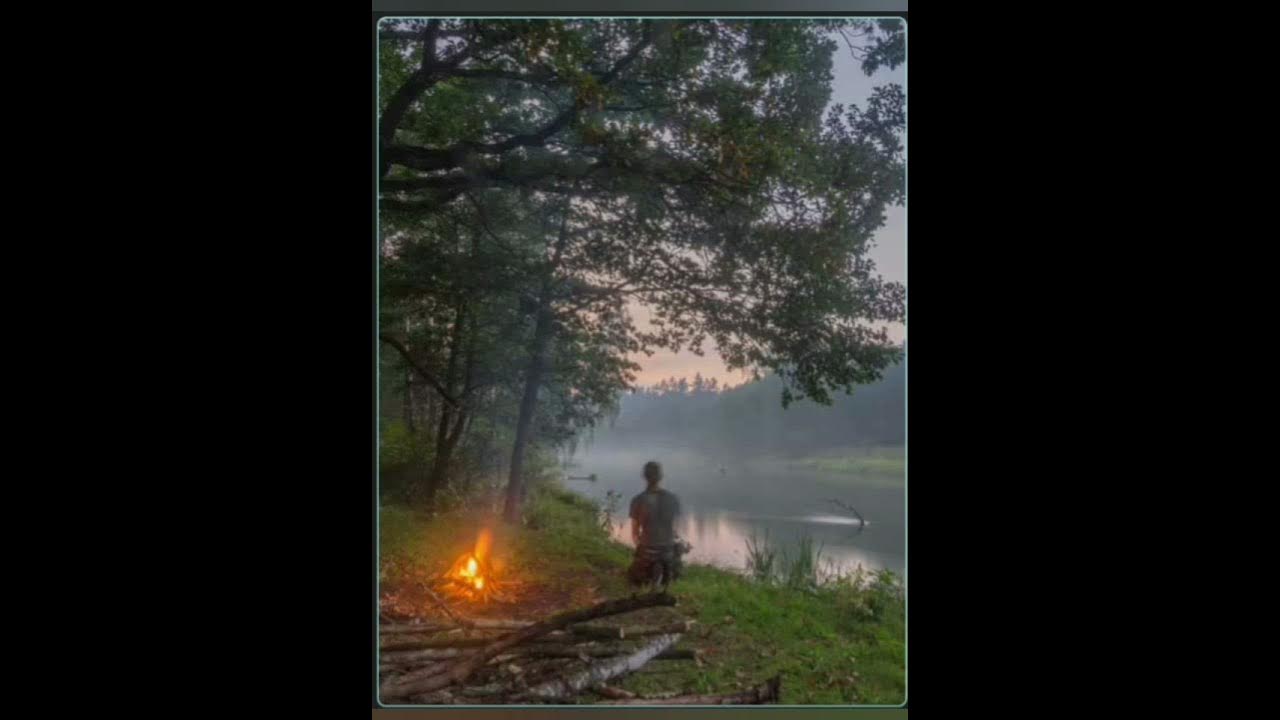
[379,21,441,154]
[379,333,460,408]
[380,23,661,178]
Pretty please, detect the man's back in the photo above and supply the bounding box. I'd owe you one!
[630,488,680,547]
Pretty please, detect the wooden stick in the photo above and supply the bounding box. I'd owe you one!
[620,620,695,637]
[569,624,627,640]
[420,582,465,625]
[380,591,676,700]
[592,684,636,700]
[596,675,782,705]
[519,633,682,700]
[379,648,465,664]
[381,634,573,651]
[506,646,700,662]
[381,618,533,636]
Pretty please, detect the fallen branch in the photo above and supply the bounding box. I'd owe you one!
[619,620,695,637]
[420,582,465,624]
[597,675,782,705]
[826,498,867,534]
[519,633,682,700]
[379,648,465,664]
[569,624,627,640]
[380,592,676,699]
[655,648,701,661]
[379,661,454,689]
[508,645,700,662]
[381,618,532,635]
[381,634,568,651]
[592,684,635,700]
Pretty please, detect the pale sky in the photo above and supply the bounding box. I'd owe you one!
[629,26,906,388]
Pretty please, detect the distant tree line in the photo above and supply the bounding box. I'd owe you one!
[593,359,905,455]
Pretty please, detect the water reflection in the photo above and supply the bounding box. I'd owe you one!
[608,507,897,580]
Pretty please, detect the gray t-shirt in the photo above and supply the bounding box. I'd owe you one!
[630,488,680,547]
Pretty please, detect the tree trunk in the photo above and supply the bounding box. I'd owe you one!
[403,318,416,433]
[502,302,553,523]
[423,303,468,512]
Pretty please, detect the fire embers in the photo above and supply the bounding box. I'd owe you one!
[440,528,506,603]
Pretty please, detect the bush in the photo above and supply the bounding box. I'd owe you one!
[379,420,433,503]
[831,566,905,625]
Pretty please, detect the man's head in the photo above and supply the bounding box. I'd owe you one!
[643,461,663,487]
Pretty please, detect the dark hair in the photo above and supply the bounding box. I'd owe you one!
[643,461,662,483]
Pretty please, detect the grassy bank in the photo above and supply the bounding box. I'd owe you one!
[380,484,905,705]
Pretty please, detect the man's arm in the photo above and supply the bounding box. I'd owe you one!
[630,496,641,544]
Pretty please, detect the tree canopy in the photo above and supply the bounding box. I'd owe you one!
[377,18,906,519]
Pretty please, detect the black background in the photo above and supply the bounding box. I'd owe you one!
[192,5,1087,711]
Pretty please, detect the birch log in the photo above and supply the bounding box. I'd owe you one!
[520,633,682,700]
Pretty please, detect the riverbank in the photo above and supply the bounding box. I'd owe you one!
[379,483,905,704]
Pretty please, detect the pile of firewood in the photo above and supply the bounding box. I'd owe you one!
[379,592,781,705]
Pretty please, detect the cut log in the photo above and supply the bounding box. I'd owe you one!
[596,675,782,705]
[519,633,682,700]
[380,591,677,700]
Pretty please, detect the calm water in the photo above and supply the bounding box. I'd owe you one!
[564,445,905,581]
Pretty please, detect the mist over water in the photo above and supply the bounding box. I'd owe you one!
[564,444,905,580]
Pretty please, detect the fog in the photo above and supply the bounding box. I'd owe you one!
[564,366,906,580]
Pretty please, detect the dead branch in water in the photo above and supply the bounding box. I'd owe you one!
[826,498,867,534]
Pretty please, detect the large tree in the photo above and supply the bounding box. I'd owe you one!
[378,19,907,521]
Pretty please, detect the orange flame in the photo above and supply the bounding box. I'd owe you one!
[474,528,492,564]
[446,529,497,597]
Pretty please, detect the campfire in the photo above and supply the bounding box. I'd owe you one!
[440,528,505,603]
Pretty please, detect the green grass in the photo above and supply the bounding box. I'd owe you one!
[380,482,905,705]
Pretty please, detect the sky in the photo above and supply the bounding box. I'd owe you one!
[628,26,906,388]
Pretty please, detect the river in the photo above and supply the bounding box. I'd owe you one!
[563,444,905,582]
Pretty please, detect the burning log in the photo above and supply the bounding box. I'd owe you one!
[517,633,682,700]
[379,591,677,700]
[596,675,783,705]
